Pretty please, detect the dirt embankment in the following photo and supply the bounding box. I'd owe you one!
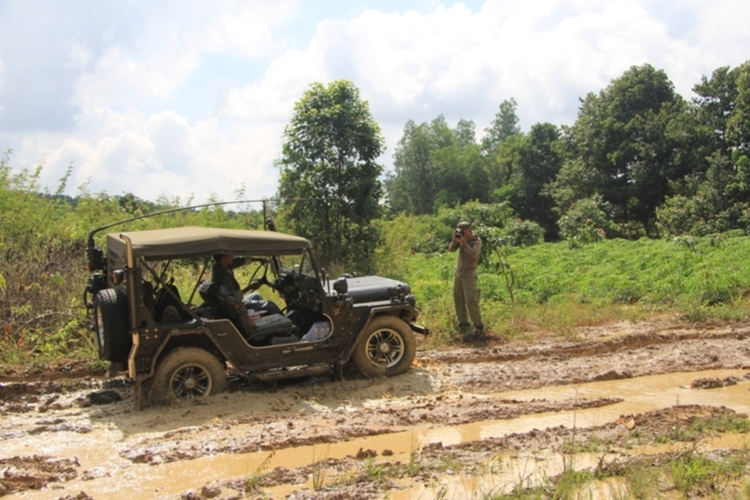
[1,318,749,499]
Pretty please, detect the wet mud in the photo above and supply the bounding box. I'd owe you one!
[1,318,750,499]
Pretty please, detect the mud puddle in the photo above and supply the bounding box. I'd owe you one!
[2,368,748,499]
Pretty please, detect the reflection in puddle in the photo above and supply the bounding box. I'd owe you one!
[422,369,750,447]
[4,369,748,499]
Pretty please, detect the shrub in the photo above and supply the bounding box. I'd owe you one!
[558,196,614,247]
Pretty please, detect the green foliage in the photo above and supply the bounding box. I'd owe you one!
[276,80,385,273]
[669,450,746,497]
[399,229,750,342]
[549,64,689,232]
[0,151,273,370]
[437,200,515,230]
[387,115,493,216]
[496,123,563,240]
[557,196,614,247]
[657,151,750,237]
[482,98,521,154]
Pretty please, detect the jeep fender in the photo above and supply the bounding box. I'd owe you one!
[132,321,247,409]
[132,321,246,380]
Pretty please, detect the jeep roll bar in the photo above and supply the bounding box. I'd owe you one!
[85,198,319,271]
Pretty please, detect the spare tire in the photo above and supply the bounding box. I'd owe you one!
[94,288,131,362]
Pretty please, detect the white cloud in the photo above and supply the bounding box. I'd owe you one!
[217,48,322,122]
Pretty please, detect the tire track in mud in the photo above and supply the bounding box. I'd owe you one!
[425,324,750,393]
[1,320,750,498]
[176,405,750,500]
[423,323,750,365]
[122,396,623,465]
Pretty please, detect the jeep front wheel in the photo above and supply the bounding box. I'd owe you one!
[353,316,416,378]
[152,348,227,403]
[94,288,131,362]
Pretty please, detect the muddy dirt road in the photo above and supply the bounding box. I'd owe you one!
[1,318,750,499]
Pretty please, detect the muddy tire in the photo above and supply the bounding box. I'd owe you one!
[152,348,226,403]
[352,316,416,378]
[94,288,131,362]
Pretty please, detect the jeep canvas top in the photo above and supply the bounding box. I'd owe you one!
[107,226,311,261]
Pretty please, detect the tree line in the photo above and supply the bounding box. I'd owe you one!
[3,61,749,275]
[384,61,750,242]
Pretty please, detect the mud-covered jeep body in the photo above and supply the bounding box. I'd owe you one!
[85,225,427,407]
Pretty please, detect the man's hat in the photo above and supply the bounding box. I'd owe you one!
[457,221,471,230]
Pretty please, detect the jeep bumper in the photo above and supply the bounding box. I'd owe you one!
[410,323,429,336]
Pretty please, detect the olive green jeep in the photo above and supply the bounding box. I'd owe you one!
[84,221,428,408]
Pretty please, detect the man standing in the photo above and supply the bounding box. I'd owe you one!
[448,222,484,337]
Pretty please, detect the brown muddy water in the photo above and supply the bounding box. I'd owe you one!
[2,368,748,499]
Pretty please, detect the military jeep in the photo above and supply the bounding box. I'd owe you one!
[84,222,428,408]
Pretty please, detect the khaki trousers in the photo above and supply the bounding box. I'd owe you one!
[453,273,483,331]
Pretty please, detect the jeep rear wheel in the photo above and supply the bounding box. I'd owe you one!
[94,288,131,362]
[152,348,226,403]
[353,316,416,378]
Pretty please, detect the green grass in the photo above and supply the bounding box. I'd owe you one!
[394,233,750,344]
[655,413,750,445]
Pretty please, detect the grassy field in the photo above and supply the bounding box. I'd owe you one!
[397,232,750,345]
[3,212,750,372]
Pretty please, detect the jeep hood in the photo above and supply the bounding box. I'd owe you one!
[343,275,411,303]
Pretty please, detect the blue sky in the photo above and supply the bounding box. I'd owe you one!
[0,0,748,204]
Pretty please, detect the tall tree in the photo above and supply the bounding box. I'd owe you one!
[482,98,520,154]
[693,65,740,156]
[386,115,493,215]
[454,119,477,148]
[548,64,689,232]
[432,142,489,208]
[509,123,563,239]
[386,120,437,215]
[656,61,750,235]
[276,80,385,272]
[386,115,455,215]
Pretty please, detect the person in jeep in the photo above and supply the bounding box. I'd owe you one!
[211,253,282,318]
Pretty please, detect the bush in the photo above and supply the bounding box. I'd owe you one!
[558,196,614,247]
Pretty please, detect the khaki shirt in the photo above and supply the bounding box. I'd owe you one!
[448,235,482,278]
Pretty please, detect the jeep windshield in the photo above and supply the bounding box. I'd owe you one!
[278,251,318,280]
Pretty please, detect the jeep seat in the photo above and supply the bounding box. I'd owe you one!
[246,313,298,344]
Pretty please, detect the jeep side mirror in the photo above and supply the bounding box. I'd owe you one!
[333,277,348,295]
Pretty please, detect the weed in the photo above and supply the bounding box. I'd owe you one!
[363,457,386,484]
[311,444,331,490]
[623,461,662,499]
[668,450,745,497]
[690,413,750,435]
[243,450,275,493]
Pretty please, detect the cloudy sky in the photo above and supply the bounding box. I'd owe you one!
[1,0,748,204]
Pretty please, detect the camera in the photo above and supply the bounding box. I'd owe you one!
[454,228,464,239]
